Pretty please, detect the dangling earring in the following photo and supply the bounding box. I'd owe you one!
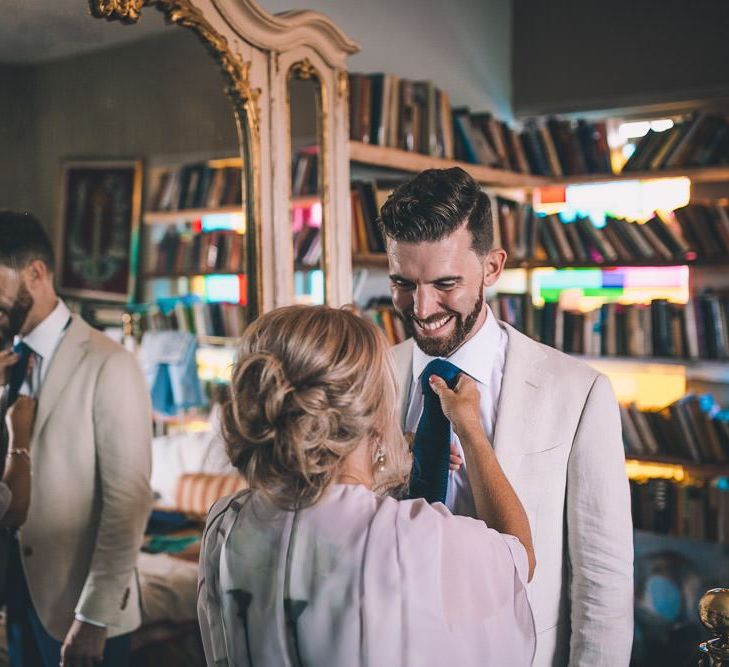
[374,445,386,473]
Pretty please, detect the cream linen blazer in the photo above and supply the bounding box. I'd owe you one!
[392,322,634,667]
[18,315,152,641]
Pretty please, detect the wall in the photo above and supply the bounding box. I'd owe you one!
[512,0,729,117]
[0,64,40,215]
[3,28,239,232]
[262,0,514,119]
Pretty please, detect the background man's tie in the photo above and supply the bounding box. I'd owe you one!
[409,358,463,503]
[7,342,32,407]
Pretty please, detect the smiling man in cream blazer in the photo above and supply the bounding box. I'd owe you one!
[380,169,633,666]
[0,211,152,667]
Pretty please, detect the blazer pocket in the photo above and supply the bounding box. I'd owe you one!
[525,440,567,455]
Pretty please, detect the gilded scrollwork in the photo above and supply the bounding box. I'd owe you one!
[290,57,318,81]
[88,0,261,138]
[336,69,348,101]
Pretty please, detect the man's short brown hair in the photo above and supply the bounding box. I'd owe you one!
[377,167,493,255]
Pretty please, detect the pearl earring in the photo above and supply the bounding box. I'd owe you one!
[374,445,386,473]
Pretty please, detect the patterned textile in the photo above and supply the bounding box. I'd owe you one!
[175,473,247,517]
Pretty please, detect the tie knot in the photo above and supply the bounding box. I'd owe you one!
[14,341,32,357]
[420,358,462,394]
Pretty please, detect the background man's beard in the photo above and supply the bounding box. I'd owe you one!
[0,282,34,344]
[402,291,484,357]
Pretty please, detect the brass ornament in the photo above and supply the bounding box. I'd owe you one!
[88,0,261,138]
[699,588,729,662]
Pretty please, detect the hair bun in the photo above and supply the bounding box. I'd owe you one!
[224,352,295,447]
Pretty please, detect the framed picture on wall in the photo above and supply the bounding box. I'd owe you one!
[56,159,142,302]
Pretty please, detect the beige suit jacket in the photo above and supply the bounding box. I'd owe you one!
[18,315,152,640]
[392,323,634,667]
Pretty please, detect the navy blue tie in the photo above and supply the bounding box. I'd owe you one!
[7,342,32,407]
[409,359,463,504]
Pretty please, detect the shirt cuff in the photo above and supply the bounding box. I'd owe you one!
[74,613,107,628]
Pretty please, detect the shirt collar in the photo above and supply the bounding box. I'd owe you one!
[21,299,71,359]
[412,304,502,387]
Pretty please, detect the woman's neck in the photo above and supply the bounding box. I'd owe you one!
[336,441,375,489]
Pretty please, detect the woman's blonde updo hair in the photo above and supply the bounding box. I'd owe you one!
[221,305,410,510]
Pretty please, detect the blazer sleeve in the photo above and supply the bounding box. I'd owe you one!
[75,348,153,626]
[567,373,634,666]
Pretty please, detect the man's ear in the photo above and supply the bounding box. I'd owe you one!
[21,259,50,291]
[483,248,507,287]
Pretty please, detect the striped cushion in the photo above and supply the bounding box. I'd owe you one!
[175,473,247,516]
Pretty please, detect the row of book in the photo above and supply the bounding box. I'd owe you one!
[149,164,243,212]
[622,113,729,173]
[347,72,614,176]
[293,225,321,267]
[129,298,247,340]
[148,228,245,275]
[496,200,729,265]
[292,148,319,196]
[349,73,454,159]
[492,292,729,361]
[621,394,729,464]
[631,479,729,544]
[361,299,407,345]
[351,180,389,254]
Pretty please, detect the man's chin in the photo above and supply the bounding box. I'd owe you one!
[413,332,460,357]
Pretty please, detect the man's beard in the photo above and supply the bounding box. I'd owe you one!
[0,282,33,347]
[401,290,484,357]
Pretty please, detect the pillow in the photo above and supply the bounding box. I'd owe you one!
[174,472,247,516]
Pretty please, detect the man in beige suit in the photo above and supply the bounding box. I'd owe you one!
[379,169,633,666]
[0,211,152,667]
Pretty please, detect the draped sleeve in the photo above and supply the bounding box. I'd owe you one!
[361,496,536,666]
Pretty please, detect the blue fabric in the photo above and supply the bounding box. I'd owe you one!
[408,359,463,504]
[140,331,204,416]
[6,342,31,407]
[6,543,131,667]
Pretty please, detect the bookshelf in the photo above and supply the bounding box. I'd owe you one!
[346,89,729,547]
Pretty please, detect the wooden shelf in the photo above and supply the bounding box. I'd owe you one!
[353,253,389,268]
[349,141,549,188]
[547,165,729,187]
[292,195,321,207]
[627,454,729,478]
[349,141,729,189]
[143,206,243,224]
[197,335,238,347]
[573,355,729,384]
[353,253,729,271]
[144,270,244,279]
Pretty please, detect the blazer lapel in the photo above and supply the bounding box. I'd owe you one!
[492,323,548,479]
[33,316,90,438]
[392,339,414,430]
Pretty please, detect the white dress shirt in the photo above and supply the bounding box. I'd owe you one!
[18,299,104,628]
[405,305,507,517]
[18,299,71,396]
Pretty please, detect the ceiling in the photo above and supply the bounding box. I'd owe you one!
[1,0,170,64]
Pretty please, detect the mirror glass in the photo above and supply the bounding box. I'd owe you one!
[1,1,251,407]
[289,67,325,304]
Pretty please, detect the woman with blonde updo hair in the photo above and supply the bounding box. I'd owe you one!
[198,305,536,667]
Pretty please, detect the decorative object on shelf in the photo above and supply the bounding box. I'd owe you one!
[140,330,204,416]
[698,588,729,665]
[55,159,142,301]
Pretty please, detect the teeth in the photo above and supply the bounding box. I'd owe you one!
[418,316,451,332]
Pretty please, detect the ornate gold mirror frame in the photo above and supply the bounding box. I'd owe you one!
[89,0,263,316]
